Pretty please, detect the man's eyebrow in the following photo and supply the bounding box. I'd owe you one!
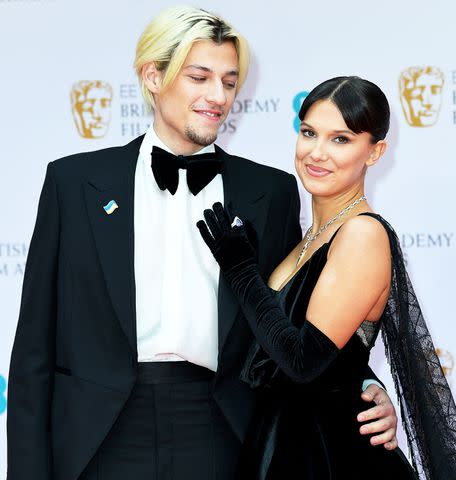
[185,64,212,73]
[184,64,239,76]
[300,121,356,135]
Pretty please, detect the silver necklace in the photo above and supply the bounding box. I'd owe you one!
[296,195,367,266]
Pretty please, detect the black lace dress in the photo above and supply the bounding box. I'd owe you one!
[236,214,422,479]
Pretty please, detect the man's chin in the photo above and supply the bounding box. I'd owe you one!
[185,126,219,147]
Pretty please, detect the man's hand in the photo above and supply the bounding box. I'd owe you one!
[357,384,398,450]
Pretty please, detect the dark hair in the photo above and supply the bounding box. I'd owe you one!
[298,76,390,143]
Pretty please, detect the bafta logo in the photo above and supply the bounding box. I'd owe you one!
[71,81,113,138]
[436,348,454,379]
[399,67,444,127]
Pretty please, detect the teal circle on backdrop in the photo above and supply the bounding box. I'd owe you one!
[0,376,6,415]
[293,91,309,133]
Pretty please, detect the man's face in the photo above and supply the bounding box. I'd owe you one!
[152,40,239,153]
[74,85,112,138]
[400,71,443,127]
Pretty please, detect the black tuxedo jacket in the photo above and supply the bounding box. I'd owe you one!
[7,136,302,480]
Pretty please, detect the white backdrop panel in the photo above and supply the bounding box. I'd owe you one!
[1,0,455,476]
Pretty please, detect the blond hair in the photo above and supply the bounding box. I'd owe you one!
[134,6,249,109]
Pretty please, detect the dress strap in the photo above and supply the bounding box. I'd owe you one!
[326,224,344,248]
[357,211,384,221]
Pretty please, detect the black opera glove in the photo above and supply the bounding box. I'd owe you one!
[196,202,257,273]
[197,203,339,384]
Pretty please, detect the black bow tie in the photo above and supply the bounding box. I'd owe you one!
[151,146,223,196]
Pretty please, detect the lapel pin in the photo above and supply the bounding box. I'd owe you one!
[103,200,119,215]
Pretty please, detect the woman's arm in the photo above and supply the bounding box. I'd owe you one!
[198,205,390,383]
[305,215,391,348]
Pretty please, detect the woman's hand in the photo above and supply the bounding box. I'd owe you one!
[197,202,257,273]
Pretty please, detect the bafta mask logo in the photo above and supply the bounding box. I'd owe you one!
[399,67,444,127]
[71,80,113,138]
[436,348,454,379]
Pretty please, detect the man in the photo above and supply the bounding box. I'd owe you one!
[7,6,398,480]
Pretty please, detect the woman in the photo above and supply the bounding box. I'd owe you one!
[197,77,456,479]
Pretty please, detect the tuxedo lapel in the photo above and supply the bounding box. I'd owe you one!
[83,136,143,354]
[217,146,270,355]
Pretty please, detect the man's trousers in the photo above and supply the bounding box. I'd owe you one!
[79,362,241,480]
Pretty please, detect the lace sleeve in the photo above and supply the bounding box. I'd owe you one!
[364,213,456,479]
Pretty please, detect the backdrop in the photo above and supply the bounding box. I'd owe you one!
[1,0,455,475]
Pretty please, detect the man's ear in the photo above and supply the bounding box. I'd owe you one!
[366,140,387,167]
[142,62,162,94]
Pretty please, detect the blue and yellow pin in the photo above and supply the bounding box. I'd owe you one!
[103,200,118,215]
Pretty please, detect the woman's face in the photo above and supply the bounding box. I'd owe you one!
[295,99,384,197]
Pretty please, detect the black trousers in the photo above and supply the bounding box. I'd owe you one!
[79,362,241,480]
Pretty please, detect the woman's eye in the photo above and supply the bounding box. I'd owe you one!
[224,82,236,90]
[301,129,315,138]
[334,136,349,144]
[189,76,205,82]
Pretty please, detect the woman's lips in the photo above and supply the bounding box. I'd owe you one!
[305,164,332,177]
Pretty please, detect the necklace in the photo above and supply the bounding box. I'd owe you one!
[296,195,367,266]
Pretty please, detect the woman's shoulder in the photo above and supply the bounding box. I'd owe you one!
[328,212,392,261]
[340,212,391,238]
[356,212,397,232]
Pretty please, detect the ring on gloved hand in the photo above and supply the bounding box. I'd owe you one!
[231,216,244,228]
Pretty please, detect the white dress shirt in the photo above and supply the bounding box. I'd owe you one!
[134,125,223,371]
